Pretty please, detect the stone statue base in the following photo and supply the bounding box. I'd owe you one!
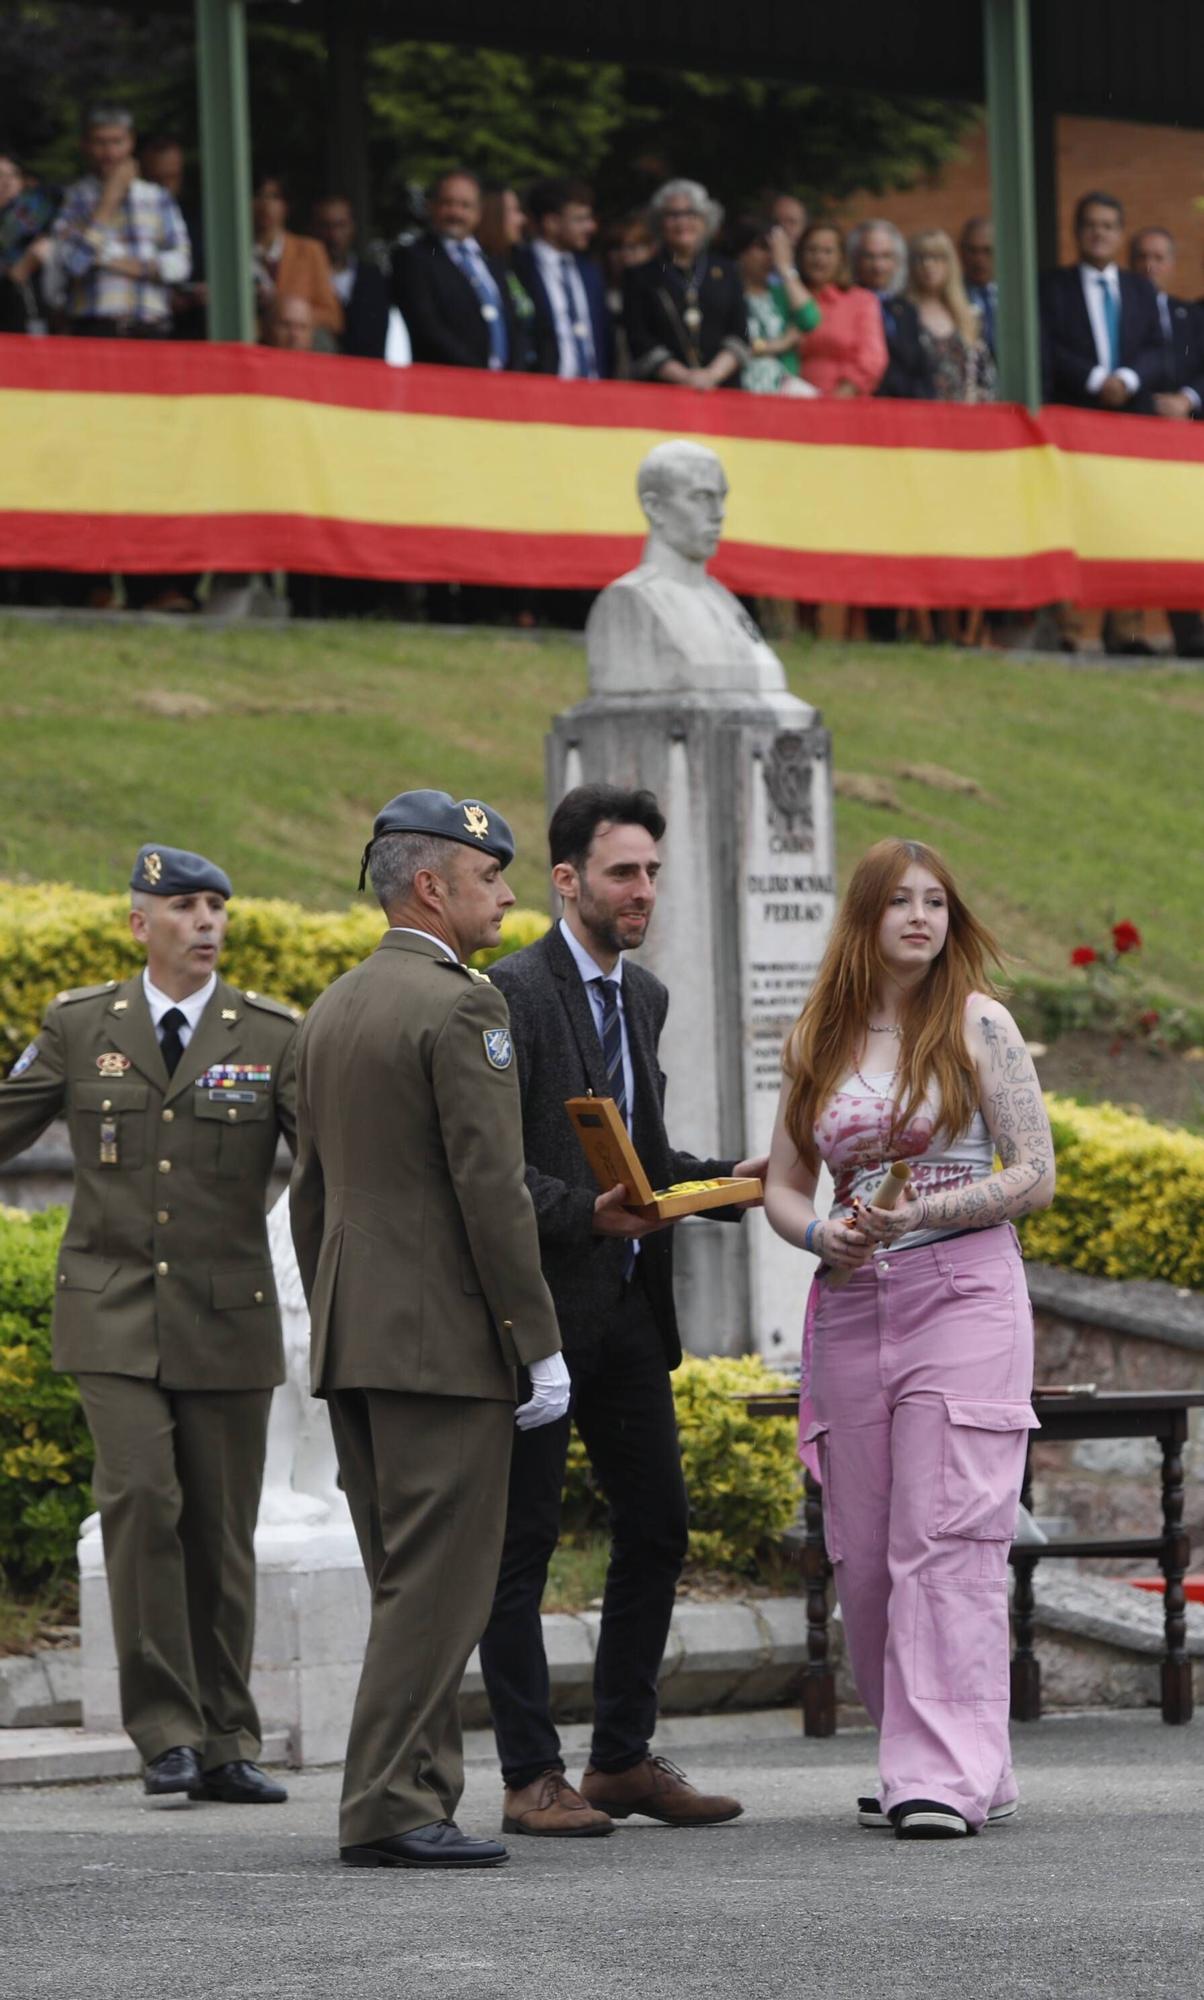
[548,685,835,1363]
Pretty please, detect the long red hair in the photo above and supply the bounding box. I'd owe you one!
[784,839,1001,1173]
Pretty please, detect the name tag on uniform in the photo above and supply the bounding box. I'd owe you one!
[208,1089,258,1103]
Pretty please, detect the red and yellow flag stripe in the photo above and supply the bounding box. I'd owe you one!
[1,336,1202,606]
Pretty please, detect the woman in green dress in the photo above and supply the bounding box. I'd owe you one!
[728,213,822,397]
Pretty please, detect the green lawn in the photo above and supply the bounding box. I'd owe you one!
[1,616,1200,994]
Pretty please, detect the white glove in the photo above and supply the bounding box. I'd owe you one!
[515,1351,571,1430]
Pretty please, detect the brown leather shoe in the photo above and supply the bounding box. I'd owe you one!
[502,1770,614,1838]
[579,1755,743,1826]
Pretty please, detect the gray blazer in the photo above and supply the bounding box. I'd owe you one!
[490,924,736,1368]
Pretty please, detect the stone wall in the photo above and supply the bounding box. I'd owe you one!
[1027,1264,1204,1571]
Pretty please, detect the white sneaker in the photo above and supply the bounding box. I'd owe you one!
[894,1799,971,1840]
[858,1794,1018,1830]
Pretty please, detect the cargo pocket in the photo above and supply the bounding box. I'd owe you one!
[930,1397,1039,1542]
[914,1573,1011,1701]
[801,1420,841,1562]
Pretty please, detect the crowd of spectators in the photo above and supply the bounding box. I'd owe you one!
[2,107,1203,643]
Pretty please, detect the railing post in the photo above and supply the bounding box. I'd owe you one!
[195,0,255,343]
[983,0,1042,410]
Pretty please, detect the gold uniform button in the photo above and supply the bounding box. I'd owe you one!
[156,1209,170,1225]
[502,1319,513,1332]
[254,1290,265,1304]
[101,1098,112,1113]
[161,1108,175,1123]
[227,1107,238,1121]
[58,1273,66,1286]
[157,1261,169,1276]
[157,1159,172,1174]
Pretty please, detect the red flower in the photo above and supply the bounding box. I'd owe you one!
[1070,946,1097,967]
[1138,1009,1160,1033]
[1112,921,1142,954]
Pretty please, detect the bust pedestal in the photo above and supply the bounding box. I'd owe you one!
[547,686,835,1362]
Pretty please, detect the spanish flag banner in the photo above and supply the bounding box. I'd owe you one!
[2,336,1202,608]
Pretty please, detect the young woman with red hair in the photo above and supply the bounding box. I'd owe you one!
[765,838,1055,1841]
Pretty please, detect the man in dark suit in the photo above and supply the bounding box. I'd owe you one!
[1040,191,1166,414]
[477,785,766,1839]
[959,216,997,358]
[1129,226,1204,657]
[515,177,610,379]
[312,195,390,360]
[851,220,935,401]
[392,168,518,371]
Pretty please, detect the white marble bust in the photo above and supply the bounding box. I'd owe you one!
[585,440,786,696]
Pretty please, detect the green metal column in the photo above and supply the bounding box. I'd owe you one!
[195,0,254,343]
[983,0,1041,409]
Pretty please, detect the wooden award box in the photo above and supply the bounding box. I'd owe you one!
[564,1094,762,1221]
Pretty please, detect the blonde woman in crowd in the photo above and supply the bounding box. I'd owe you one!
[796,222,888,397]
[906,228,996,403]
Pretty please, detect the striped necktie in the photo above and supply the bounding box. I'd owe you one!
[595,978,635,1277]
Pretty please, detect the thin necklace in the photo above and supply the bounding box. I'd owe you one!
[868,1022,902,1036]
[854,1063,897,1098]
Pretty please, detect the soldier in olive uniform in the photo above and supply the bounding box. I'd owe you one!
[290,791,568,1870]
[0,846,298,1803]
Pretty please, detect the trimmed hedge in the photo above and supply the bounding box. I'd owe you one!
[0,882,552,1060]
[1018,1095,1204,1289]
[0,1206,92,1587]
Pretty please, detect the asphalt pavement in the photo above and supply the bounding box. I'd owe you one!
[2,1710,1201,2000]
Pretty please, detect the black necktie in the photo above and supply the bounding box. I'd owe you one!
[159,1006,187,1077]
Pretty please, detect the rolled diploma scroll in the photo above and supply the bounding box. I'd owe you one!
[825,1160,912,1290]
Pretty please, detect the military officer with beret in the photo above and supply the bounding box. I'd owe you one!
[0,845,298,1804]
[290,790,568,1870]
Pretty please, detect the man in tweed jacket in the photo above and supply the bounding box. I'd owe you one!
[478,784,765,1839]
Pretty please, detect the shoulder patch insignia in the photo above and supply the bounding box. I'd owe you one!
[482,1027,513,1070]
[467,966,492,984]
[8,1042,39,1079]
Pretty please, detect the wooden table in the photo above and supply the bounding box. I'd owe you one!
[743,1388,1204,1736]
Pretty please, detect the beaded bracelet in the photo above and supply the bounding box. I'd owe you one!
[804,1218,822,1256]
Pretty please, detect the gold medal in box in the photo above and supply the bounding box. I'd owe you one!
[565,1095,761,1221]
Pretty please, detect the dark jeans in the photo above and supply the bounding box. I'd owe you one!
[477,1278,689,1790]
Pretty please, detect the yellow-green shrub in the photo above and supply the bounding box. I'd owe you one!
[1018,1094,1204,1290]
[0,1206,92,1586]
[561,1354,801,1573]
[0,882,550,1058]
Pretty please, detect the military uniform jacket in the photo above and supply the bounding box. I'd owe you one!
[289,931,561,1402]
[0,974,298,1388]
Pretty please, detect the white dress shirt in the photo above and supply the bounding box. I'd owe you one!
[532,239,596,379]
[142,969,216,1050]
[1079,262,1139,396]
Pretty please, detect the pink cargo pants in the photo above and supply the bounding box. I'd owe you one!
[805,1223,1037,1829]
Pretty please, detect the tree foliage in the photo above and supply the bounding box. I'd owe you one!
[2,6,976,231]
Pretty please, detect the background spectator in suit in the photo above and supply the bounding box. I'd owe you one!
[392,167,517,372]
[311,195,389,360]
[1129,226,1204,658]
[141,136,206,340]
[727,213,819,396]
[1040,191,1164,414]
[600,210,654,379]
[251,173,341,348]
[959,216,997,358]
[478,183,544,373]
[266,293,316,351]
[515,177,608,380]
[848,218,935,400]
[797,221,887,396]
[0,151,58,333]
[623,178,747,390]
[907,228,995,402]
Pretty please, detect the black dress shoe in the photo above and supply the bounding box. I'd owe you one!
[144,1746,202,1796]
[189,1759,288,1804]
[340,1820,508,1869]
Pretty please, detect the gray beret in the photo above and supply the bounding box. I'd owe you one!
[130,844,232,899]
[358,790,515,889]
